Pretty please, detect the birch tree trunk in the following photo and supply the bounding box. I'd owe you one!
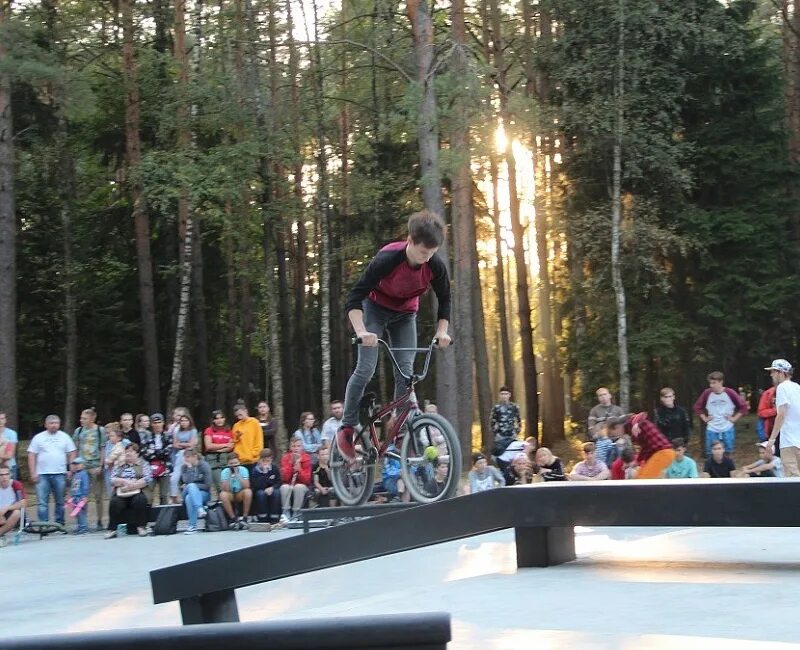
[122,0,161,412]
[406,0,457,424]
[612,0,630,411]
[166,0,194,413]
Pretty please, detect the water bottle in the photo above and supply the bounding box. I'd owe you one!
[116,524,127,537]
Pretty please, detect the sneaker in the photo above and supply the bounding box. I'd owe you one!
[184,525,198,535]
[73,528,89,536]
[197,507,207,519]
[336,425,356,461]
[237,517,249,530]
[279,512,290,525]
[104,531,117,540]
[0,535,7,548]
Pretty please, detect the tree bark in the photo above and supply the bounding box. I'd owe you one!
[0,0,13,429]
[406,0,457,425]
[612,0,630,411]
[122,0,161,412]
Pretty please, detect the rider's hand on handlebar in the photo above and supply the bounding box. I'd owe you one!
[435,332,452,348]
[356,332,379,347]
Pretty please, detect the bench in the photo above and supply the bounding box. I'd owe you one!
[5,613,451,650]
[298,502,420,533]
[152,479,800,624]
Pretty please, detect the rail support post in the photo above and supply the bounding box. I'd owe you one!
[179,588,240,625]
[514,526,576,568]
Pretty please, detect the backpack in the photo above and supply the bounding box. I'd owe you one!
[205,504,229,532]
[152,506,180,536]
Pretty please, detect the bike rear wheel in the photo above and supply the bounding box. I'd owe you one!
[400,414,462,503]
[330,429,377,506]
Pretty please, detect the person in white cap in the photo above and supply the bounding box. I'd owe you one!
[764,359,800,476]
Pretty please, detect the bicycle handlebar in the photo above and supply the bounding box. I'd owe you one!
[351,336,451,384]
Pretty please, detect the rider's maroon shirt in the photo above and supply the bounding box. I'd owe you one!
[345,241,451,320]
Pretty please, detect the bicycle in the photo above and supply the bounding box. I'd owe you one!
[330,337,463,506]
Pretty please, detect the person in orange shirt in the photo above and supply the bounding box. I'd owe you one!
[232,404,263,471]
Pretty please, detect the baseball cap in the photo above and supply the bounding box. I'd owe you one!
[150,412,165,422]
[71,457,85,464]
[765,359,793,372]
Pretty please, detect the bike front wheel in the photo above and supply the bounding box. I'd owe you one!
[330,429,377,506]
[400,414,462,503]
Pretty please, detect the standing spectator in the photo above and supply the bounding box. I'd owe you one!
[0,411,18,480]
[626,413,675,479]
[72,408,106,530]
[141,413,171,505]
[654,388,692,444]
[219,453,253,529]
[693,370,748,456]
[203,410,235,492]
[758,383,778,446]
[135,414,152,446]
[232,404,263,472]
[251,448,281,524]
[569,442,610,481]
[765,358,800,476]
[490,387,521,455]
[313,446,335,506]
[167,407,191,438]
[0,466,26,547]
[105,444,152,538]
[180,449,213,535]
[279,436,312,523]
[468,453,504,492]
[169,413,198,503]
[664,438,698,479]
[703,440,736,478]
[28,415,76,524]
[294,412,322,464]
[67,457,90,534]
[534,447,566,481]
[257,401,277,455]
[119,412,141,447]
[587,387,624,439]
[103,424,129,497]
[320,400,344,444]
[743,441,784,478]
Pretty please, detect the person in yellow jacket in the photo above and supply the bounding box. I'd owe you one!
[232,405,263,471]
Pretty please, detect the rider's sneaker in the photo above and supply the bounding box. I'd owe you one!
[336,425,356,461]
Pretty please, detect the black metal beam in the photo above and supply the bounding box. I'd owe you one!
[301,502,420,533]
[152,479,800,610]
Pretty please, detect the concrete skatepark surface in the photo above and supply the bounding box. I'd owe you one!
[6,524,800,649]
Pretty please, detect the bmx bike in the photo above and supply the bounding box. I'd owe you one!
[330,337,463,506]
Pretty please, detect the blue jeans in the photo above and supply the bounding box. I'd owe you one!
[343,300,417,427]
[36,473,66,524]
[182,483,209,527]
[705,426,735,455]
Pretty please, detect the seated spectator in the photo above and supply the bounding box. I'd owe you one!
[610,447,638,480]
[497,439,525,472]
[181,449,213,535]
[313,446,335,507]
[503,453,533,485]
[592,423,616,467]
[524,436,538,466]
[0,465,26,547]
[381,443,408,502]
[141,414,172,505]
[220,453,253,529]
[203,410,235,492]
[534,447,566,481]
[106,444,152,538]
[703,440,736,478]
[170,414,199,504]
[625,412,675,479]
[279,436,312,523]
[251,448,281,524]
[0,411,18,480]
[103,424,129,497]
[67,457,90,534]
[569,442,611,481]
[664,438,698,479]
[743,441,784,478]
[424,460,450,496]
[468,453,504,493]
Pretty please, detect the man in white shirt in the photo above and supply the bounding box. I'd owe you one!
[0,411,18,480]
[765,359,800,477]
[27,415,76,524]
[320,400,344,443]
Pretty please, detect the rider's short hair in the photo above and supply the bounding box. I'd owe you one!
[408,210,445,248]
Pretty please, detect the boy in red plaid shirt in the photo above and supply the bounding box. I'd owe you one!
[626,412,675,479]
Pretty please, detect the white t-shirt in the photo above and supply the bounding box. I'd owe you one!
[705,390,736,433]
[320,417,342,442]
[0,428,17,469]
[776,380,800,448]
[28,430,76,474]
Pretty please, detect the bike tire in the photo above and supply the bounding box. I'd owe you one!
[401,414,462,503]
[330,431,377,506]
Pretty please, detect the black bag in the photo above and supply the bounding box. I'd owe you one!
[205,504,229,532]
[153,506,180,536]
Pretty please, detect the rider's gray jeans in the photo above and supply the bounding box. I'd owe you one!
[342,299,417,427]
